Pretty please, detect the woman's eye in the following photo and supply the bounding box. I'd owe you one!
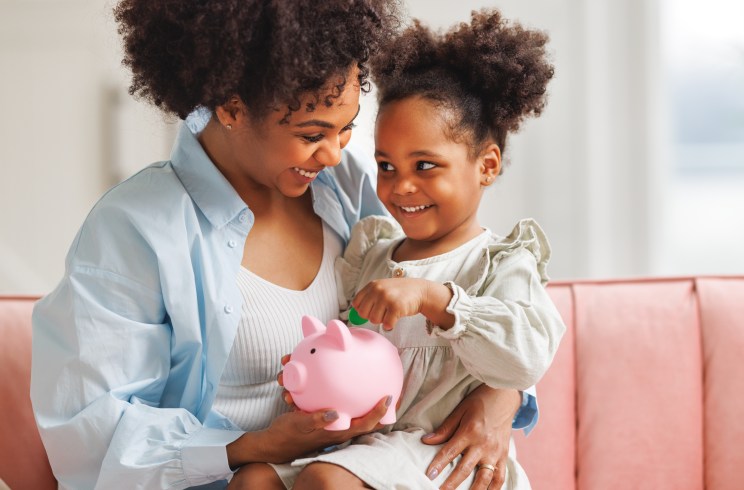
[377,161,394,172]
[341,122,357,133]
[302,134,324,143]
[417,161,436,171]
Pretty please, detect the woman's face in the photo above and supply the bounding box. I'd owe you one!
[375,96,493,249]
[223,74,362,199]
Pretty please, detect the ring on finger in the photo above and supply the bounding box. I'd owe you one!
[477,463,496,472]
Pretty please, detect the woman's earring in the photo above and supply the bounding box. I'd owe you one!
[225,124,233,130]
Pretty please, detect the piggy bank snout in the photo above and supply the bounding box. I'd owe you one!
[282,362,307,394]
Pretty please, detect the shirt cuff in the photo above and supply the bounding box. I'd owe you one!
[427,282,472,339]
[512,389,538,435]
[181,428,244,486]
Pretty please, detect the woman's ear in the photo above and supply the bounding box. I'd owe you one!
[214,96,248,131]
[479,143,501,186]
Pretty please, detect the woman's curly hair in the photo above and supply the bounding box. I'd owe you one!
[114,0,402,120]
[371,9,554,156]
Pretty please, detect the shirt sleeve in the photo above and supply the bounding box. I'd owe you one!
[514,388,539,435]
[31,266,243,489]
[427,220,566,399]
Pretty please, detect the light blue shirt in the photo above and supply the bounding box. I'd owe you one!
[31,109,537,489]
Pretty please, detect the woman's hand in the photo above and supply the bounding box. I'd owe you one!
[422,385,521,490]
[226,394,391,467]
[226,354,392,467]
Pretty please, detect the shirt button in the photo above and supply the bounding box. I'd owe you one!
[228,240,237,248]
[238,213,248,223]
[224,305,234,314]
[393,268,405,278]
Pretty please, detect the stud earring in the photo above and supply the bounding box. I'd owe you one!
[225,124,233,130]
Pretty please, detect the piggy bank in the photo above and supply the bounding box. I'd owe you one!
[282,315,404,430]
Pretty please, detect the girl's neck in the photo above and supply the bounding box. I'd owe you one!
[392,221,484,262]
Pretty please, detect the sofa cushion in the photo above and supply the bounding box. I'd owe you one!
[698,278,744,490]
[513,285,576,489]
[0,298,56,489]
[574,280,704,489]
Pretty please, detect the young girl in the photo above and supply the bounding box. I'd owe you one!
[259,8,564,490]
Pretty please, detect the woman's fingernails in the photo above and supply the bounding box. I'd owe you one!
[323,410,339,422]
[427,468,439,480]
[385,395,393,407]
[422,432,435,440]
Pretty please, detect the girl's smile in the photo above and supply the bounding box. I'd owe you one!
[374,95,496,256]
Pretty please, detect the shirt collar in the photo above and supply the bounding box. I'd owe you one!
[170,108,248,229]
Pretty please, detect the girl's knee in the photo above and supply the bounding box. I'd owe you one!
[228,463,283,490]
[294,462,369,490]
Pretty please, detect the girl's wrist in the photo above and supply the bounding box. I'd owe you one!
[421,281,456,329]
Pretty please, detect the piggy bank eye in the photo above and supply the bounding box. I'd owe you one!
[310,348,316,354]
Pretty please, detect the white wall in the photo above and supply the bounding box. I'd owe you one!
[0,1,176,295]
[1,0,741,295]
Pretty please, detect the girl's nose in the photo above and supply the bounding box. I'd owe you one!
[393,176,417,195]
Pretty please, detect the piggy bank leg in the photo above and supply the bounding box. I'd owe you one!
[379,401,397,425]
[324,413,352,431]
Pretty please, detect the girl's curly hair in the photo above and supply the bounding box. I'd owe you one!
[371,9,554,155]
[114,0,402,120]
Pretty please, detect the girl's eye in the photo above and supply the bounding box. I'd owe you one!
[378,161,394,172]
[417,161,436,171]
[302,134,324,143]
[341,122,357,133]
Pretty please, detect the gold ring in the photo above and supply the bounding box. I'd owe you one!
[477,463,496,472]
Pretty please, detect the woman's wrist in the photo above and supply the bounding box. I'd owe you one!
[226,430,268,469]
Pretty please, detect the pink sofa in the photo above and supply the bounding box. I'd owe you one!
[2,276,743,489]
[514,276,744,490]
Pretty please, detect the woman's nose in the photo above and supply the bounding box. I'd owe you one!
[314,138,342,167]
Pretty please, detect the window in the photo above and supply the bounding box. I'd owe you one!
[658,0,744,274]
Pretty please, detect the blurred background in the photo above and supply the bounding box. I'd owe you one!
[1,0,743,295]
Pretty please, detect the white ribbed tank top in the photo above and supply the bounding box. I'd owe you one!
[212,223,343,431]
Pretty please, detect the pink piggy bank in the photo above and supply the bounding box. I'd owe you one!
[282,315,404,430]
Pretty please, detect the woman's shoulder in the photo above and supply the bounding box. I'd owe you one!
[94,161,187,213]
[72,161,193,260]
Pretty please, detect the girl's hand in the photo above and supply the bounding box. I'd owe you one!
[352,278,452,330]
[422,385,521,490]
[227,395,392,467]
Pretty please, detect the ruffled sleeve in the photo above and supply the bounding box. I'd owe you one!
[335,215,404,315]
[428,219,565,390]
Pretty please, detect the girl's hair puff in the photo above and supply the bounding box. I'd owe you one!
[114,0,402,120]
[371,9,553,156]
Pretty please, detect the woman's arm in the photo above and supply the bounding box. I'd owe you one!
[31,268,242,489]
[226,395,392,467]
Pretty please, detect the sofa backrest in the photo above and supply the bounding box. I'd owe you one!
[514,277,744,490]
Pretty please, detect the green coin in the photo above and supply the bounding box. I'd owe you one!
[348,307,368,325]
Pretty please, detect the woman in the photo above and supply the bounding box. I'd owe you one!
[30,1,537,489]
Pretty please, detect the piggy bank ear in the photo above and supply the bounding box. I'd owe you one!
[326,320,352,351]
[301,315,326,338]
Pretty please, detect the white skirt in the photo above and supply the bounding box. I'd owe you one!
[270,428,530,490]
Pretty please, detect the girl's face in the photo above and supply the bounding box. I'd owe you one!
[217,73,362,199]
[374,96,499,250]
